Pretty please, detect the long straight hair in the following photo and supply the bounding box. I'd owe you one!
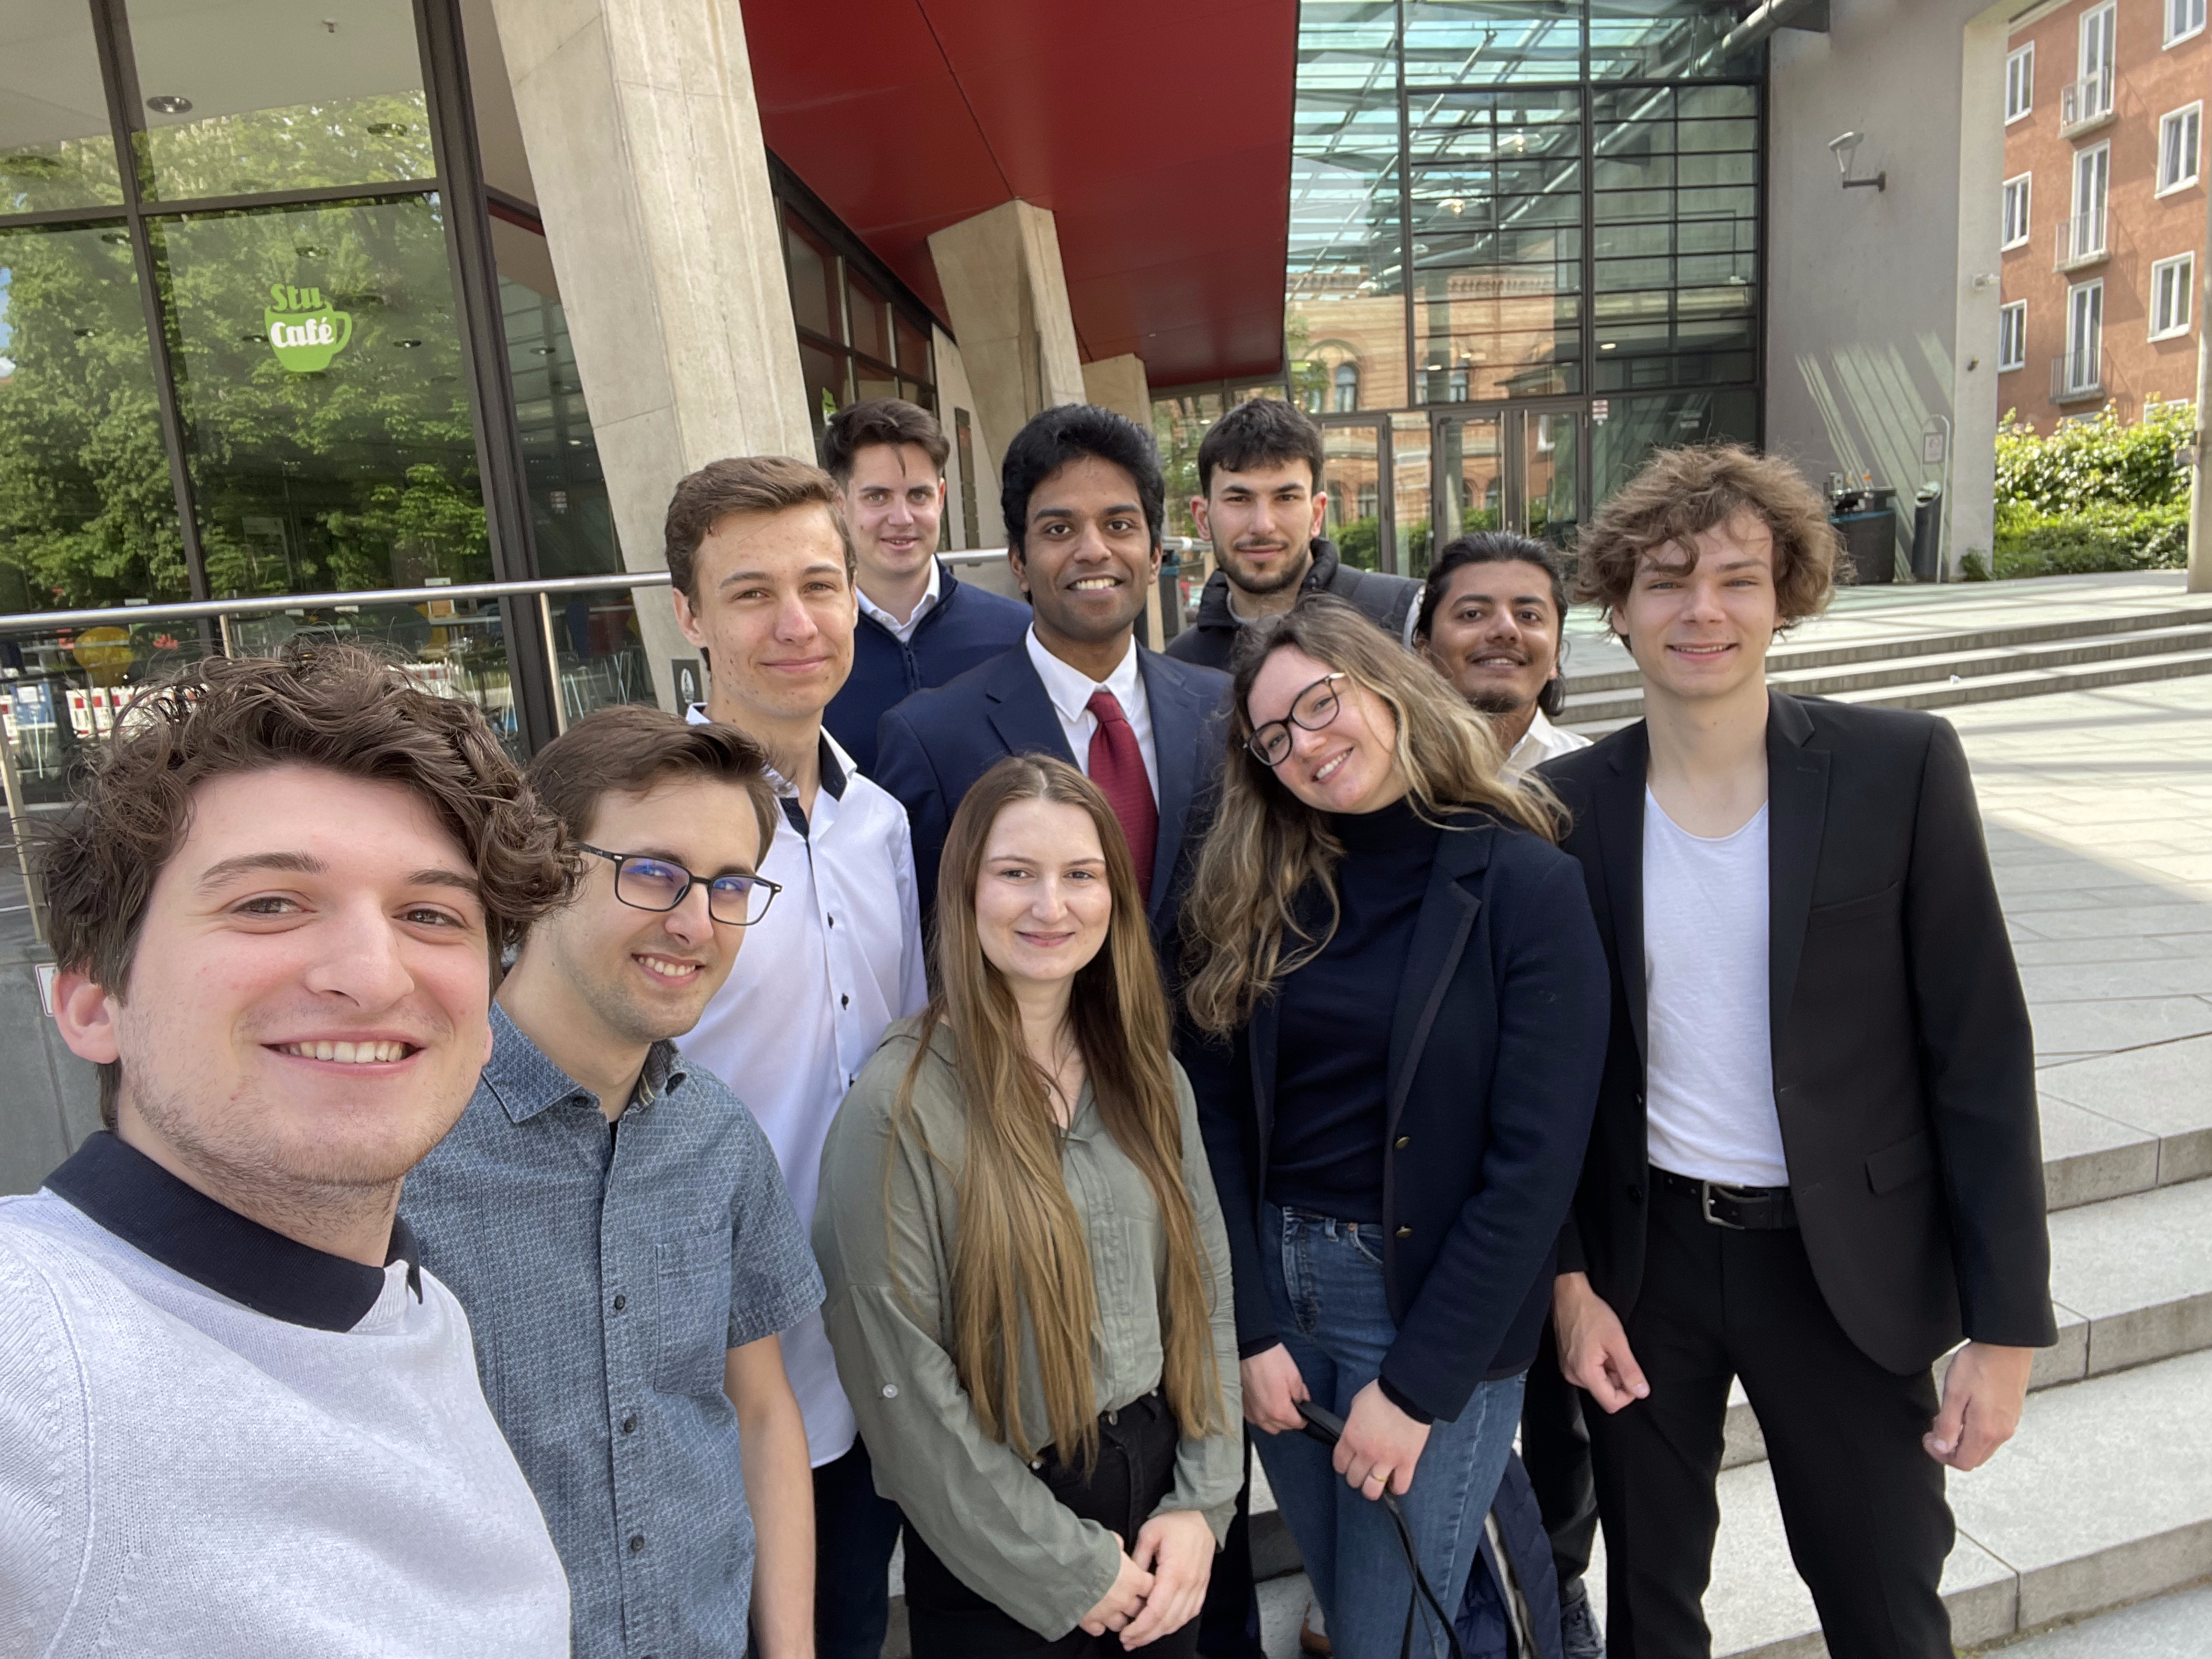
[1182,596,1565,1035]
[892,755,1222,1468]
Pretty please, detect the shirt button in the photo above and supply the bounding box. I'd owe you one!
[612,1294,627,1312]
[1395,1136,1410,1150]
[841,994,850,1008]
[827,914,836,927]
[629,1533,645,1553]
[622,1413,637,1435]
[1395,1225,1413,1238]
[881,1383,899,1399]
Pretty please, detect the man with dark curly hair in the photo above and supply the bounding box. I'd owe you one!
[1,647,575,1658]
[1539,446,2055,1659]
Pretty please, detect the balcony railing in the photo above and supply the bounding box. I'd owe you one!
[2051,351,2104,403]
[2054,208,2109,271]
[2059,67,2116,137]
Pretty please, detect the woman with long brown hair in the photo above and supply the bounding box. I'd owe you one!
[815,755,1239,1657]
[1182,595,1609,1659]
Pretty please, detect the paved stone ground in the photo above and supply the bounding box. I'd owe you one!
[1255,670,2212,1659]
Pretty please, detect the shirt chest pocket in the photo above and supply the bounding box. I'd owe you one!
[654,1220,733,1398]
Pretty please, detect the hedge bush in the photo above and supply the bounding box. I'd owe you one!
[1991,403,2194,577]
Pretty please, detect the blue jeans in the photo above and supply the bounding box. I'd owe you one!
[1251,1204,1525,1659]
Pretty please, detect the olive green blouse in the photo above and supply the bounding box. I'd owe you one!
[812,1017,1242,1639]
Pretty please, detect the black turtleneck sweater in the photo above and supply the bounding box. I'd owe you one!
[1266,796,1441,1224]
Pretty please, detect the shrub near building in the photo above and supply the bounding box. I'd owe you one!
[1991,402,2195,577]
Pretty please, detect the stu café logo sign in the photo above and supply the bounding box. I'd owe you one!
[263,283,352,373]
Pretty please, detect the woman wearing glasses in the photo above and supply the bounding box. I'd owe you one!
[1181,596,1609,1659]
[815,755,1240,1657]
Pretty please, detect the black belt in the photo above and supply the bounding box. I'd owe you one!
[1652,1166,1798,1230]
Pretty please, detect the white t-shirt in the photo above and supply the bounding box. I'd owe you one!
[0,1174,569,1658]
[1641,789,1790,1187]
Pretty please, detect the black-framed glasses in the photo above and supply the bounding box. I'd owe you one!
[578,844,782,927]
[1245,673,1345,768]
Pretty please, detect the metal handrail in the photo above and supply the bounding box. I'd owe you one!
[0,550,1022,635]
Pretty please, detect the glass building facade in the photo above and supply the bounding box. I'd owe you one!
[1288,0,1764,573]
[0,0,940,778]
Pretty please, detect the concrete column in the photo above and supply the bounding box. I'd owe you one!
[1081,354,1154,432]
[928,200,1086,479]
[486,0,816,709]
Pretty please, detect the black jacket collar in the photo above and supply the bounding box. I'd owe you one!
[1191,538,1345,632]
[44,1131,421,1331]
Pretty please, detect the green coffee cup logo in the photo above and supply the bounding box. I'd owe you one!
[264,283,352,372]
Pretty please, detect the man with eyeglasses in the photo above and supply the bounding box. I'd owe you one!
[407,704,823,1659]
[665,454,929,1659]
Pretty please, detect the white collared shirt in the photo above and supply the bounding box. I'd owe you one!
[855,557,942,645]
[1023,626,1160,800]
[1507,707,1592,774]
[678,713,928,1466]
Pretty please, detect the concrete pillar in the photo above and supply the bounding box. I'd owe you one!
[928,200,1086,481]
[1081,354,1154,432]
[486,0,816,710]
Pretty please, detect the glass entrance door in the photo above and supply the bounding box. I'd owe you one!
[1430,403,1584,558]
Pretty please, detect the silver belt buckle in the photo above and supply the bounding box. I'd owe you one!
[1700,1181,1750,1231]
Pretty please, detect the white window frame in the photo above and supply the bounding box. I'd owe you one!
[2065,278,2104,392]
[2081,2,2118,82]
[2168,0,2207,47]
[2001,173,2033,249]
[2005,43,2035,123]
[1998,300,2028,372]
[2150,253,2196,340]
[2158,103,2203,194]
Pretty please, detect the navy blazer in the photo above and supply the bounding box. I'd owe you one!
[1186,812,1610,1423]
[872,641,1231,952]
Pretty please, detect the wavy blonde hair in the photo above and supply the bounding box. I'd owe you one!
[893,755,1222,1469]
[1182,596,1564,1034]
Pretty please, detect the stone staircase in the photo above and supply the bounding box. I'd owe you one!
[1560,598,2212,735]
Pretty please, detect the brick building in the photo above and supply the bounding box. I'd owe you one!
[2000,0,2208,427]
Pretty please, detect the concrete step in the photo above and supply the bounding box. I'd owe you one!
[1558,600,2212,698]
[1563,630,2212,728]
[1721,1173,2212,1471]
[1592,1347,2212,1658]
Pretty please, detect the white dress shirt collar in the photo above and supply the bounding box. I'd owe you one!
[855,558,942,645]
[1023,627,1159,801]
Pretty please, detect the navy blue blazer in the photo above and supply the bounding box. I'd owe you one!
[825,561,1032,776]
[1186,812,1610,1423]
[872,641,1230,952]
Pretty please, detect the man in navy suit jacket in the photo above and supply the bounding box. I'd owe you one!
[873,403,1229,957]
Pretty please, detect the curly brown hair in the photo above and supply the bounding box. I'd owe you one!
[1572,444,1848,628]
[37,645,578,1128]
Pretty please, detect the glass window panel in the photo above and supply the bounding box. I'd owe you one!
[1591,388,1756,503]
[1525,409,1577,547]
[845,270,889,363]
[1319,420,1384,569]
[1288,148,1407,411]
[0,222,189,612]
[855,361,896,405]
[1594,187,1675,222]
[1595,154,1673,190]
[2,1,126,212]
[1390,413,1432,574]
[1678,185,1756,218]
[1405,2,1583,86]
[1434,413,1504,540]
[1679,151,1754,188]
[546,585,654,728]
[1676,84,1754,119]
[895,315,930,379]
[1678,117,1757,154]
[125,0,435,201]
[151,195,489,598]
[1295,0,1401,96]
[786,214,838,341]
[1589,1,1746,80]
[500,268,619,582]
[799,338,845,437]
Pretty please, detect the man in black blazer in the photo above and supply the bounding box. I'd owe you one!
[1538,446,2055,1659]
[873,404,1228,957]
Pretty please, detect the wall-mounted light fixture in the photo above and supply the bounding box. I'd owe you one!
[1829,131,1886,191]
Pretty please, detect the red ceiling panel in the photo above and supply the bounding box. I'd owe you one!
[740,0,1295,388]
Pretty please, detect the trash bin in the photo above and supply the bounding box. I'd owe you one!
[1831,506,1898,585]
[1909,484,1944,582]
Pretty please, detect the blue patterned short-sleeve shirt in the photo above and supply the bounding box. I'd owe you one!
[405,1005,823,1659]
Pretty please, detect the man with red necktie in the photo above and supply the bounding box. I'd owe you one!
[875,403,1229,959]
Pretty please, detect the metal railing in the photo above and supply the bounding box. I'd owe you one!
[2053,208,2109,272]
[2059,67,2116,136]
[2051,350,2104,403]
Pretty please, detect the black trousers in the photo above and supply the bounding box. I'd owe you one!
[1520,1318,1599,1591]
[810,1437,904,1659]
[904,1391,1203,1659]
[1194,1435,1266,1659]
[1588,1178,1954,1659]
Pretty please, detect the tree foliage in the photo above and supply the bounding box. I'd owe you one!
[1993,402,2196,578]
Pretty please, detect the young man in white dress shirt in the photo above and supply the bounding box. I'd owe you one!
[2,648,573,1659]
[1416,531,1592,775]
[666,453,929,1659]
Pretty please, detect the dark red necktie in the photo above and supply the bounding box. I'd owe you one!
[1086,689,1158,904]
